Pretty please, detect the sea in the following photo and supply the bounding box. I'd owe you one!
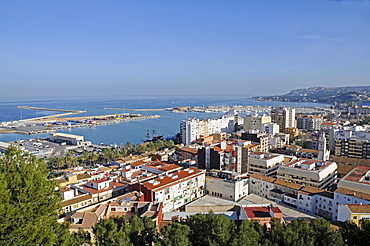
[0,95,329,146]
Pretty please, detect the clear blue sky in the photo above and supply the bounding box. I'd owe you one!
[0,0,369,97]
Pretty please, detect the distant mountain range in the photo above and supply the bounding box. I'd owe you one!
[252,86,370,105]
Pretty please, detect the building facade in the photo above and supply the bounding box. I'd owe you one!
[277,158,337,190]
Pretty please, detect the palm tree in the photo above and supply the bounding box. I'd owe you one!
[48,156,65,170]
[86,152,98,166]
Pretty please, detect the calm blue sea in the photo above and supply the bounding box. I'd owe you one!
[0,95,328,145]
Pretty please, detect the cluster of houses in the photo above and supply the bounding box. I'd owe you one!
[55,138,370,239]
[53,106,370,236]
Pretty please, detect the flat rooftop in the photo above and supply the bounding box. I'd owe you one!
[342,166,370,184]
[283,158,334,171]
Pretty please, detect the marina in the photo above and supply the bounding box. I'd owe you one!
[1,107,160,135]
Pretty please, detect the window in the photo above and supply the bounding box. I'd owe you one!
[353,216,358,220]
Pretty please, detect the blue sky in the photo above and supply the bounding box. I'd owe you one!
[0,0,369,97]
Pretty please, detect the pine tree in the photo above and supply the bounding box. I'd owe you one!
[0,146,68,245]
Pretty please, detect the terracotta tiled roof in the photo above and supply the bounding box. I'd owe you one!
[77,173,91,180]
[141,168,203,192]
[342,166,370,183]
[270,207,282,214]
[274,179,304,190]
[300,187,334,199]
[250,174,276,183]
[299,148,319,154]
[337,164,356,178]
[61,194,92,207]
[244,207,270,218]
[335,187,370,201]
[180,147,198,155]
[131,160,147,167]
[331,156,370,167]
[347,204,370,214]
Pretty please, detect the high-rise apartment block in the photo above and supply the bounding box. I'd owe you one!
[243,115,271,131]
[180,114,235,145]
[334,126,370,159]
[297,115,323,131]
[198,142,248,175]
[270,107,296,133]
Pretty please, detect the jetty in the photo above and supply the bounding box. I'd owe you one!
[17,106,86,114]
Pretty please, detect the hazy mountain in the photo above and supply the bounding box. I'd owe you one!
[252,86,370,104]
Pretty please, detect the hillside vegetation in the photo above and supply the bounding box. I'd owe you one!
[252,86,370,104]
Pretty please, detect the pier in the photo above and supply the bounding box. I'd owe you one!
[17,106,86,113]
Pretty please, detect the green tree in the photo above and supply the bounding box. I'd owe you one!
[69,228,92,246]
[159,222,192,246]
[48,156,65,170]
[129,215,157,246]
[86,152,99,166]
[0,146,69,245]
[93,217,132,246]
[266,218,314,246]
[341,220,370,246]
[231,220,261,246]
[186,211,235,246]
[310,219,343,246]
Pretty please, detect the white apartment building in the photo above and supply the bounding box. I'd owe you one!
[249,174,276,198]
[248,152,285,177]
[180,114,235,145]
[262,123,280,135]
[277,158,337,190]
[243,115,271,131]
[249,167,370,221]
[205,171,249,201]
[132,168,205,212]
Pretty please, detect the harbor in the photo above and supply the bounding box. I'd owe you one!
[0,106,160,135]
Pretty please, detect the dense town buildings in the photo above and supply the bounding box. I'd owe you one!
[4,100,370,238]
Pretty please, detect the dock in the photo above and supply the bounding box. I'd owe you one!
[17,106,86,114]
